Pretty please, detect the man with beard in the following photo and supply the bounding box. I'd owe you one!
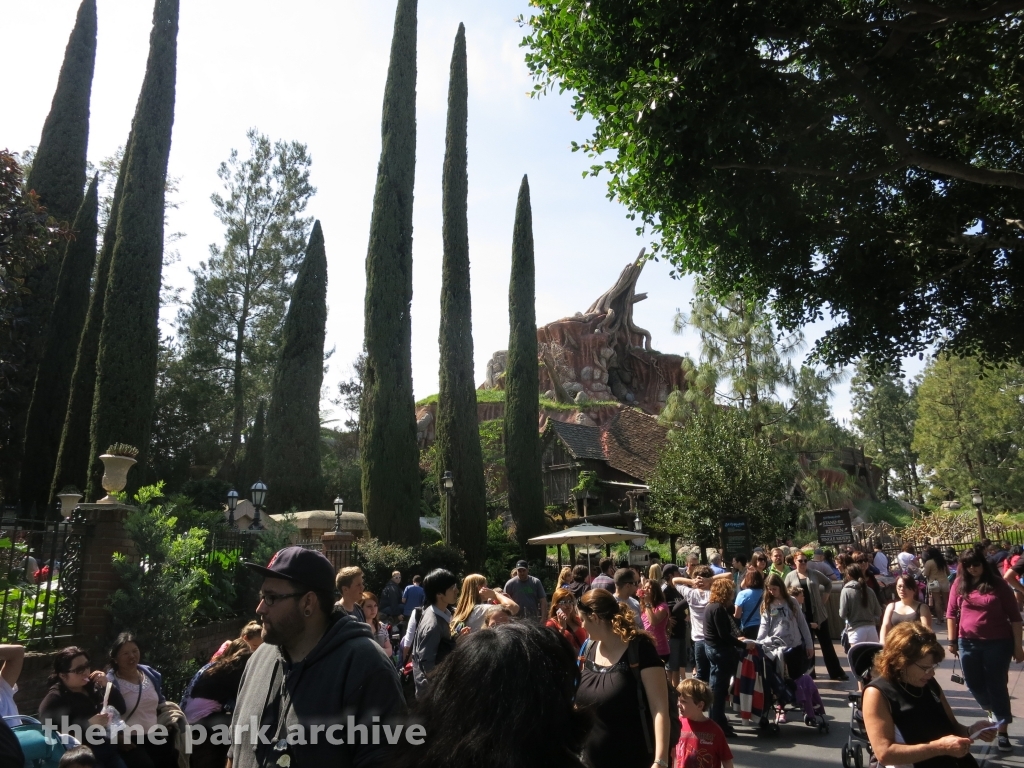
[227,547,404,768]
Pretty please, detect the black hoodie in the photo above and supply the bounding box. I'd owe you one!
[228,611,405,768]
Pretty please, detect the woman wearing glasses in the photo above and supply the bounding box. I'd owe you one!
[545,587,588,651]
[880,573,933,645]
[40,647,128,768]
[863,622,993,768]
[947,548,1024,753]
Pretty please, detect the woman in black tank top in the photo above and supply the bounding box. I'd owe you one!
[864,623,992,768]
[880,574,933,645]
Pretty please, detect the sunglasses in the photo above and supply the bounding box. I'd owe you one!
[576,598,594,615]
[796,559,808,564]
[69,664,91,676]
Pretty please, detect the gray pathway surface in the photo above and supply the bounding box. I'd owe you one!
[722,626,1024,768]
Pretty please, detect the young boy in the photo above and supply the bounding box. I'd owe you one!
[676,678,734,768]
[59,746,98,768]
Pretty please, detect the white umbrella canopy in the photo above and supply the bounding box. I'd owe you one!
[527,521,646,547]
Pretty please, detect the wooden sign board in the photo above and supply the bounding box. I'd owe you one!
[814,509,855,546]
[720,516,752,564]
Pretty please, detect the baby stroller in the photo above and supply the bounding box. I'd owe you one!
[842,642,883,768]
[734,643,829,736]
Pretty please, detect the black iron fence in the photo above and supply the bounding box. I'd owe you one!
[854,525,1024,562]
[179,527,264,622]
[0,507,84,648]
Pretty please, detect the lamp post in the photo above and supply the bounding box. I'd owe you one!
[227,488,239,530]
[442,471,454,546]
[333,496,344,532]
[632,513,646,547]
[971,487,986,541]
[249,480,267,531]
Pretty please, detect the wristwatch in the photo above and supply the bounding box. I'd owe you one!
[654,760,670,768]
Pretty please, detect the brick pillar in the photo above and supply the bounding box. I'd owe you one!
[321,530,354,571]
[73,503,137,653]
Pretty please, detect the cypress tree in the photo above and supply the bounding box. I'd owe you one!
[436,24,487,567]
[239,400,266,495]
[51,133,131,501]
[264,222,327,513]
[360,0,422,545]
[8,0,97,500]
[504,175,546,548]
[21,175,99,508]
[87,0,178,500]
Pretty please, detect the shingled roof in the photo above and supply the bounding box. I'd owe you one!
[544,407,669,483]
[602,408,669,482]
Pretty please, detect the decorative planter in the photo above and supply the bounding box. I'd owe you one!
[97,454,137,504]
[56,492,83,518]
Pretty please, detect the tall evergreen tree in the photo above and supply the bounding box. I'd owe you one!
[239,400,266,495]
[360,0,422,545]
[21,175,99,509]
[504,175,545,548]
[436,24,487,567]
[264,222,327,513]
[51,135,131,500]
[87,0,178,500]
[6,0,97,499]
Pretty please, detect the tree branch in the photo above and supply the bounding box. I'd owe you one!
[710,161,908,182]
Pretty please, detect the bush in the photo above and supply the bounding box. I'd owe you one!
[180,478,232,512]
[483,518,521,588]
[355,538,467,594]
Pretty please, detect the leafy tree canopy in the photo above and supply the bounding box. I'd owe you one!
[521,1,1024,367]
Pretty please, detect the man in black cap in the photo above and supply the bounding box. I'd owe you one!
[503,560,547,621]
[226,547,404,768]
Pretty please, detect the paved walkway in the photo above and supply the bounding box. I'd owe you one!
[723,625,1024,768]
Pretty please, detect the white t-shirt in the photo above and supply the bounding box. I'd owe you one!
[466,604,491,632]
[897,552,917,571]
[679,586,711,641]
[873,550,890,574]
[0,678,18,717]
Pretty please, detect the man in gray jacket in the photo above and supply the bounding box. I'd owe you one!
[228,547,405,768]
[785,554,848,680]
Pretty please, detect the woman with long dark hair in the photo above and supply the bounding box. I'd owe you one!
[840,564,882,645]
[180,639,252,768]
[948,548,1023,752]
[39,647,127,768]
[922,547,951,621]
[880,573,933,644]
[758,574,813,680]
[392,623,589,768]
[704,579,755,735]
[575,589,670,768]
[638,578,671,663]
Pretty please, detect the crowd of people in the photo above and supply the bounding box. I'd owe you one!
[4,536,1024,768]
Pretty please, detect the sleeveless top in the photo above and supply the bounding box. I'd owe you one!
[865,676,977,768]
[890,602,921,626]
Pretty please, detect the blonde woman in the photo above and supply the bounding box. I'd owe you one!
[557,566,573,589]
[649,563,663,582]
[451,573,520,635]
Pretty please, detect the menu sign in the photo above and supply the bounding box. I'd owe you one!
[720,516,751,564]
[814,509,855,546]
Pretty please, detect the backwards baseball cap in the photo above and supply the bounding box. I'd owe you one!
[245,546,336,594]
[515,560,529,570]
[813,548,825,556]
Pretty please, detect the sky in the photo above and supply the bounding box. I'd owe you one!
[3,0,918,427]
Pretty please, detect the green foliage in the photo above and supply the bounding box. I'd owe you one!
[913,356,1024,511]
[483,518,522,588]
[0,151,71,498]
[21,176,99,509]
[354,537,466,595]
[857,499,913,528]
[88,0,179,500]
[321,427,361,512]
[504,175,546,548]
[436,23,488,569]
[178,477,231,512]
[520,1,1024,367]
[264,222,327,512]
[571,471,598,497]
[416,388,504,407]
[169,129,315,484]
[851,361,922,503]
[361,0,422,546]
[648,407,796,549]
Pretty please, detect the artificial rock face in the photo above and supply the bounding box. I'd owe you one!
[483,254,687,415]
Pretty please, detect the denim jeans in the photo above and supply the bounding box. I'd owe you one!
[693,639,711,682]
[959,637,1014,724]
[705,643,737,729]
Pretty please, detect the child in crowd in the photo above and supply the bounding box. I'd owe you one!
[676,678,734,768]
[59,746,97,767]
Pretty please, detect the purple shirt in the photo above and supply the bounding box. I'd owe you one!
[947,576,1022,640]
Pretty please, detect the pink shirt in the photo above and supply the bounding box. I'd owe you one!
[947,576,1022,640]
[642,603,671,656]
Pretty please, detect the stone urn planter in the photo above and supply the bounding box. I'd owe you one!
[56,489,83,518]
[97,454,137,504]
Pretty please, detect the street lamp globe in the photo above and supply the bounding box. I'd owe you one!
[227,489,239,512]
[443,471,454,491]
[971,488,984,508]
[251,480,268,508]
[333,496,344,532]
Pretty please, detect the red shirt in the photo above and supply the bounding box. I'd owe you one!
[947,576,1022,641]
[676,716,733,768]
[544,619,588,651]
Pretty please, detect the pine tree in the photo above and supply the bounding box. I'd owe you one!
[21,175,99,509]
[264,222,327,513]
[51,134,131,500]
[435,23,487,568]
[239,400,266,495]
[87,0,179,500]
[360,0,422,545]
[7,0,97,499]
[504,175,545,548]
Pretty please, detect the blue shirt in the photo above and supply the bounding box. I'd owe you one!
[710,564,728,575]
[735,588,764,630]
[402,584,425,616]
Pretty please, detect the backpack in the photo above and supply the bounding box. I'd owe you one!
[3,715,66,768]
[578,638,681,753]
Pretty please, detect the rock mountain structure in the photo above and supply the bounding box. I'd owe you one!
[483,253,687,414]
